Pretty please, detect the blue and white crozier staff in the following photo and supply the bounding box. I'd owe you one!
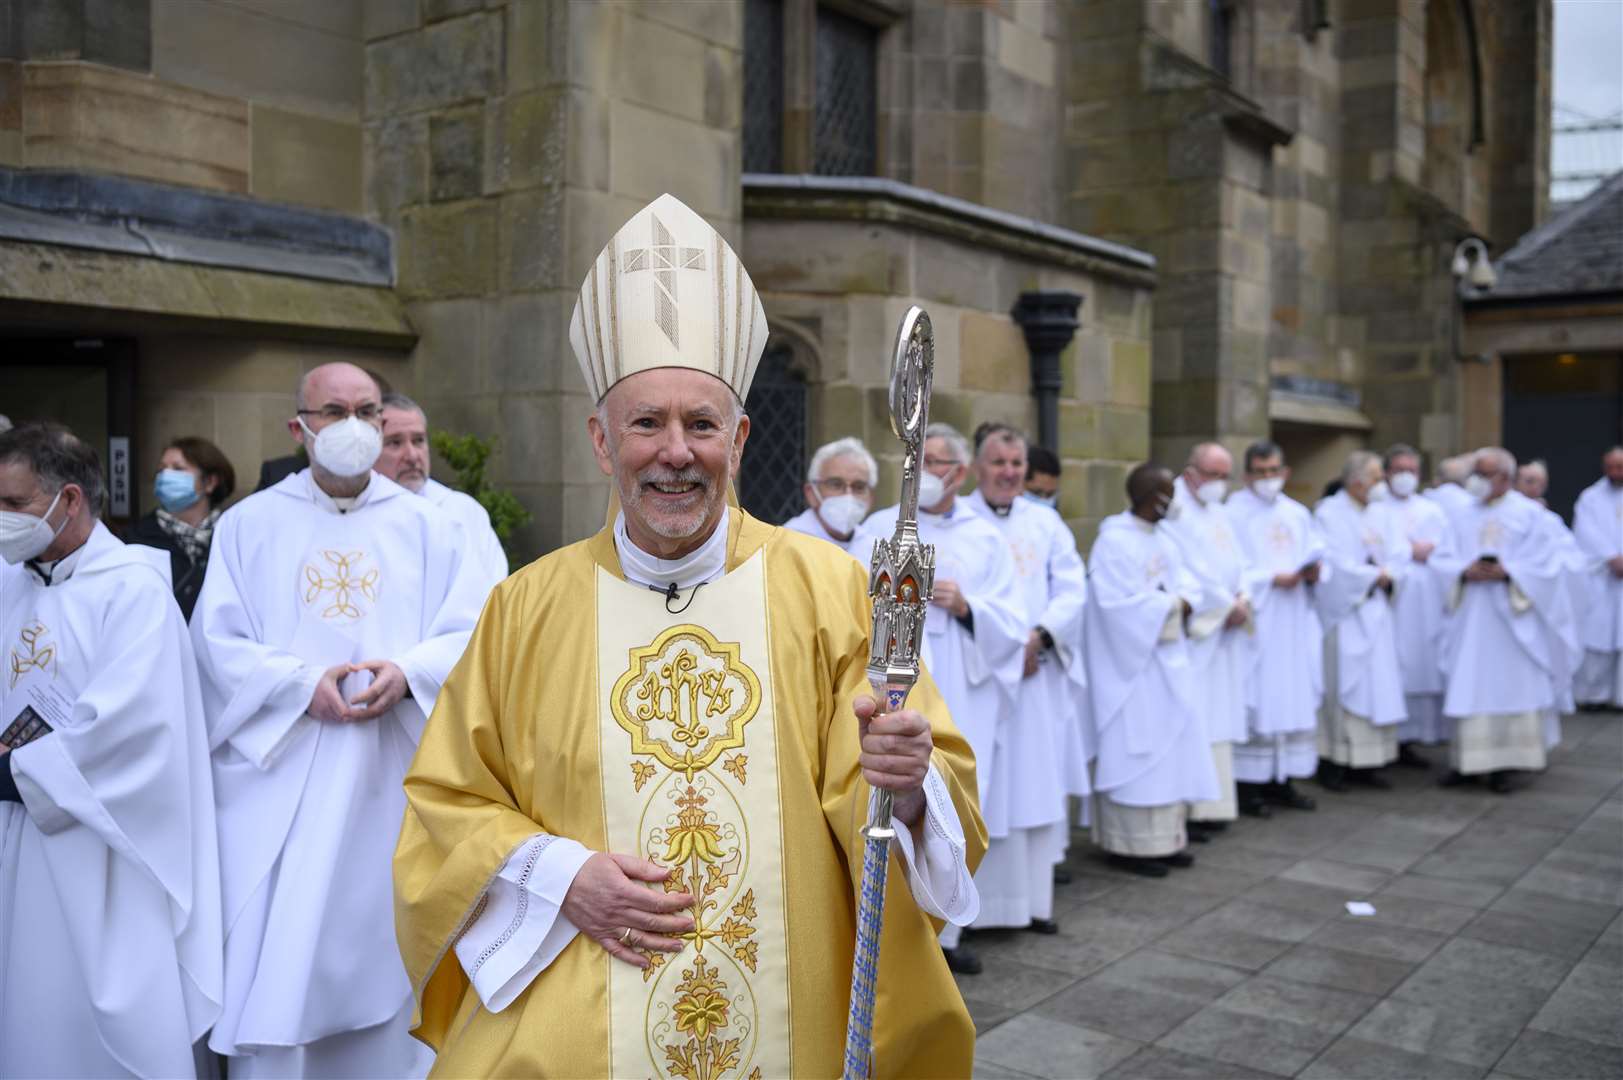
[843,306,937,1080]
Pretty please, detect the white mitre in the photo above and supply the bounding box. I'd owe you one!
[569,193,770,403]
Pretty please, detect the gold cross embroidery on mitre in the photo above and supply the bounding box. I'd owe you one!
[623,214,708,350]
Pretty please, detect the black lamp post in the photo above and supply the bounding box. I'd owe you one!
[1010,291,1083,453]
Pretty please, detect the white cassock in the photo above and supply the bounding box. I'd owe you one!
[1433,491,1578,774]
[1313,492,1407,768]
[1,523,222,1078]
[965,490,1086,912]
[859,501,1025,940]
[422,477,510,588]
[193,471,487,1078]
[1226,487,1324,783]
[1572,478,1623,706]
[783,506,868,558]
[1084,512,1219,857]
[1426,483,1474,524]
[1376,494,1456,745]
[1163,477,1252,821]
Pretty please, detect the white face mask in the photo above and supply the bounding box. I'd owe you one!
[1252,476,1285,502]
[1023,491,1058,509]
[1160,498,1181,521]
[300,416,383,478]
[1389,471,1419,498]
[1366,480,1390,503]
[816,492,868,536]
[1195,479,1227,505]
[916,470,947,512]
[1464,474,1494,501]
[0,490,66,565]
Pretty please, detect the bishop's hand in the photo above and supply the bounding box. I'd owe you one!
[562,852,696,969]
[854,695,931,826]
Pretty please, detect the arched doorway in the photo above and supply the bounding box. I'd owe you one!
[739,343,809,524]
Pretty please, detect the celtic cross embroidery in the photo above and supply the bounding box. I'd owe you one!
[302,550,380,621]
[623,214,707,350]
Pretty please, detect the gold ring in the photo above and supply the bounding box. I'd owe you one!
[619,926,634,945]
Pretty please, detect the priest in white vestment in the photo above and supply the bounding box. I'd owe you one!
[1226,442,1324,816]
[1572,448,1623,708]
[1378,445,1457,754]
[1085,464,1220,877]
[194,363,489,1078]
[378,393,511,588]
[1313,452,1407,789]
[1434,449,1578,793]
[1516,460,1588,732]
[859,422,1026,973]
[1164,443,1252,835]
[0,422,222,1079]
[1426,453,1475,525]
[783,436,876,557]
[965,423,1085,932]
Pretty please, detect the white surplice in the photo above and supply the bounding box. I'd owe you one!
[193,471,487,1076]
[1225,487,1324,782]
[964,490,1084,925]
[1084,513,1219,855]
[1572,478,1623,707]
[1426,483,1474,525]
[1313,492,1407,767]
[783,506,868,558]
[1433,491,1578,774]
[453,510,979,1009]
[1375,494,1456,744]
[1,523,222,1079]
[859,500,1026,937]
[422,477,510,589]
[1164,477,1252,820]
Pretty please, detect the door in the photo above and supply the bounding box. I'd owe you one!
[1501,352,1623,523]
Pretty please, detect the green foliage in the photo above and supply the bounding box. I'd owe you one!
[429,429,533,572]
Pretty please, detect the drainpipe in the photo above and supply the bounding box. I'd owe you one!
[1010,291,1083,453]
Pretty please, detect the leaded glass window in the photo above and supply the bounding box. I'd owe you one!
[744,0,783,173]
[813,6,877,176]
[740,344,807,524]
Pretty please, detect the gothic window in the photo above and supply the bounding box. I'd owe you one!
[739,344,808,525]
[813,6,878,176]
[744,0,784,173]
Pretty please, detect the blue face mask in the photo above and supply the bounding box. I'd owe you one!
[1022,490,1058,509]
[155,468,201,512]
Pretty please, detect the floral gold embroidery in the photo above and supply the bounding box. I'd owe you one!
[662,954,745,1080]
[302,550,380,621]
[632,760,658,792]
[722,753,747,785]
[8,622,55,689]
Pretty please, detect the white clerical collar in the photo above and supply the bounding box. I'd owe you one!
[305,469,374,515]
[614,508,731,592]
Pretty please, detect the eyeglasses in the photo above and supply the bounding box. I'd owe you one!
[922,455,961,470]
[298,403,382,423]
[815,477,871,496]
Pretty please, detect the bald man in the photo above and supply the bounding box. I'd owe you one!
[192,362,489,1076]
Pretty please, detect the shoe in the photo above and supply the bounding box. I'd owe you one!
[1026,918,1060,935]
[943,945,982,975]
[1108,853,1170,878]
[1239,798,1273,818]
[1488,771,1514,794]
[1439,770,1476,787]
[1204,821,1230,832]
[1350,769,1392,790]
[1316,762,1349,793]
[1187,822,1214,843]
[1396,743,1431,769]
[1054,864,1073,885]
[1263,781,1317,811]
[1160,851,1195,868]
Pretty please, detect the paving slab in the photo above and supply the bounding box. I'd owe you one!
[974,1013,1141,1079]
[1209,973,1378,1035]
[1298,1034,1485,1079]
[1495,1029,1623,1079]
[1486,885,1621,931]
[1101,1045,1278,1080]
[1459,909,1602,960]
[1308,917,1450,962]
[1348,996,1524,1068]
[1263,943,1418,996]
[1035,979,1206,1043]
[1159,1005,1333,1077]
[1280,858,1393,893]
[1374,872,1505,908]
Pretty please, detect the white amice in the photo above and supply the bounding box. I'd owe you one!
[0,523,222,1079]
[191,470,488,1077]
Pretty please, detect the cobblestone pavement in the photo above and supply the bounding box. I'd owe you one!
[961,711,1623,1079]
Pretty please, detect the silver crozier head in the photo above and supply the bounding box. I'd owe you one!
[867,307,936,691]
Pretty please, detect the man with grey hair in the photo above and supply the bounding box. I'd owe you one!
[1312,450,1407,790]
[1378,443,1456,758]
[858,420,1027,973]
[0,422,222,1077]
[1427,452,1476,523]
[784,435,877,555]
[1573,447,1623,708]
[1432,448,1577,791]
[377,393,510,588]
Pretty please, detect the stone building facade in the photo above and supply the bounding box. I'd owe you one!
[1,0,1552,552]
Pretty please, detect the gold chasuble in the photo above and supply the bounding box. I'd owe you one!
[395,512,986,1078]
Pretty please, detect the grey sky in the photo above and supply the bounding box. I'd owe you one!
[1553,0,1622,197]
